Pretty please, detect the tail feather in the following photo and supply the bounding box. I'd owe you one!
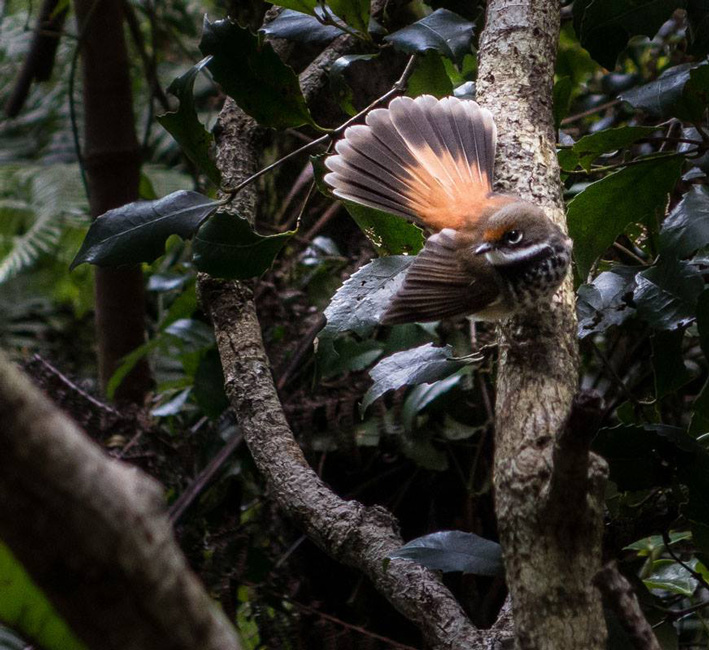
[325,95,497,231]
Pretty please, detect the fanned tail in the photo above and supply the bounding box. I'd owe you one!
[324,95,497,231]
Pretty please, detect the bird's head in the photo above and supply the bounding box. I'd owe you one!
[472,202,570,267]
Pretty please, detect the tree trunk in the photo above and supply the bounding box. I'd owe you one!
[476,2,608,648]
[0,352,241,650]
[74,0,152,403]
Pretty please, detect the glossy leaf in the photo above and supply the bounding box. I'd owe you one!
[70,191,219,269]
[644,559,698,596]
[592,424,693,491]
[164,318,215,350]
[329,54,378,116]
[633,258,704,331]
[401,371,464,431]
[272,0,319,14]
[653,329,692,398]
[384,9,474,64]
[311,153,425,255]
[576,267,637,338]
[193,349,229,418]
[156,58,221,186]
[558,126,658,172]
[573,0,679,69]
[553,76,572,130]
[620,62,709,121]
[260,8,343,43]
[388,531,503,575]
[152,388,191,417]
[199,17,315,129]
[362,343,466,412]
[567,156,683,279]
[192,212,295,279]
[660,186,709,257]
[344,201,425,256]
[322,255,414,338]
[406,51,454,99]
[327,0,370,34]
[0,541,87,650]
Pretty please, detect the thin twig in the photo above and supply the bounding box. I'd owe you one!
[220,55,419,200]
[612,241,649,266]
[661,529,709,593]
[561,99,620,125]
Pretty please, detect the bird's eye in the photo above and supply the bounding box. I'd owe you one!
[504,230,523,245]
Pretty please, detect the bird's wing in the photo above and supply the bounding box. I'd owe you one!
[324,95,498,231]
[381,229,502,324]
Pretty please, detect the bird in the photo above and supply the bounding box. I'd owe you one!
[323,94,572,325]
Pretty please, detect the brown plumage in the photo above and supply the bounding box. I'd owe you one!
[324,95,572,324]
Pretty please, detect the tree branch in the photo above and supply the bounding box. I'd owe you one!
[593,562,661,650]
[0,351,241,650]
[197,18,494,650]
[476,0,608,647]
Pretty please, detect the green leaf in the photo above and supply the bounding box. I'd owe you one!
[644,559,698,596]
[384,9,475,64]
[151,388,191,417]
[660,186,709,258]
[653,329,692,398]
[199,17,315,129]
[621,62,709,121]
[553,76,572,130]
[344,201,425,256]
[633,258,704,331]
[401,371,464,431]
[567,156,683,279]
[164,318,215,350]
[592,424,692,491]
[311,152,425,254]
[625,531,692,555]
[193,349,229,418]
[192,212,294,279]
[406,51,454,99]
[0,540,87,650]
[329,54,378,116]
[388,531,503,575]
[70,191,219,269]
[576,267,637,338]
[318,338,384,378]
[327,0,370,34]
[559,126,658,173]
[362,343,466,412]
[573,0,680,70]
[321,256,414,338]
[260,9,343,43]
[272,0,319,14]
[156,58,222,187]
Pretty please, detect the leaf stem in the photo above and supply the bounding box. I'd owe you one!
[220,54,419,200]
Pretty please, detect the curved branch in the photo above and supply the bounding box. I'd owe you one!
[198,22,497,650]
[476,1,608,647]
[0,352,241,650]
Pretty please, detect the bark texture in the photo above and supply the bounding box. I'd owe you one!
[476,2,608,648]
[0,352,241,650]
[197,29,507,649]
[74,0,152,402]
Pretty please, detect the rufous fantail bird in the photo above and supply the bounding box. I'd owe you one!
[324,94,572,325]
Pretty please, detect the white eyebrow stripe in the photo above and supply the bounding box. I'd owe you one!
[484,243,552,266]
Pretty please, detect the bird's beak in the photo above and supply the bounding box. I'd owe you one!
[475,242,493,255]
